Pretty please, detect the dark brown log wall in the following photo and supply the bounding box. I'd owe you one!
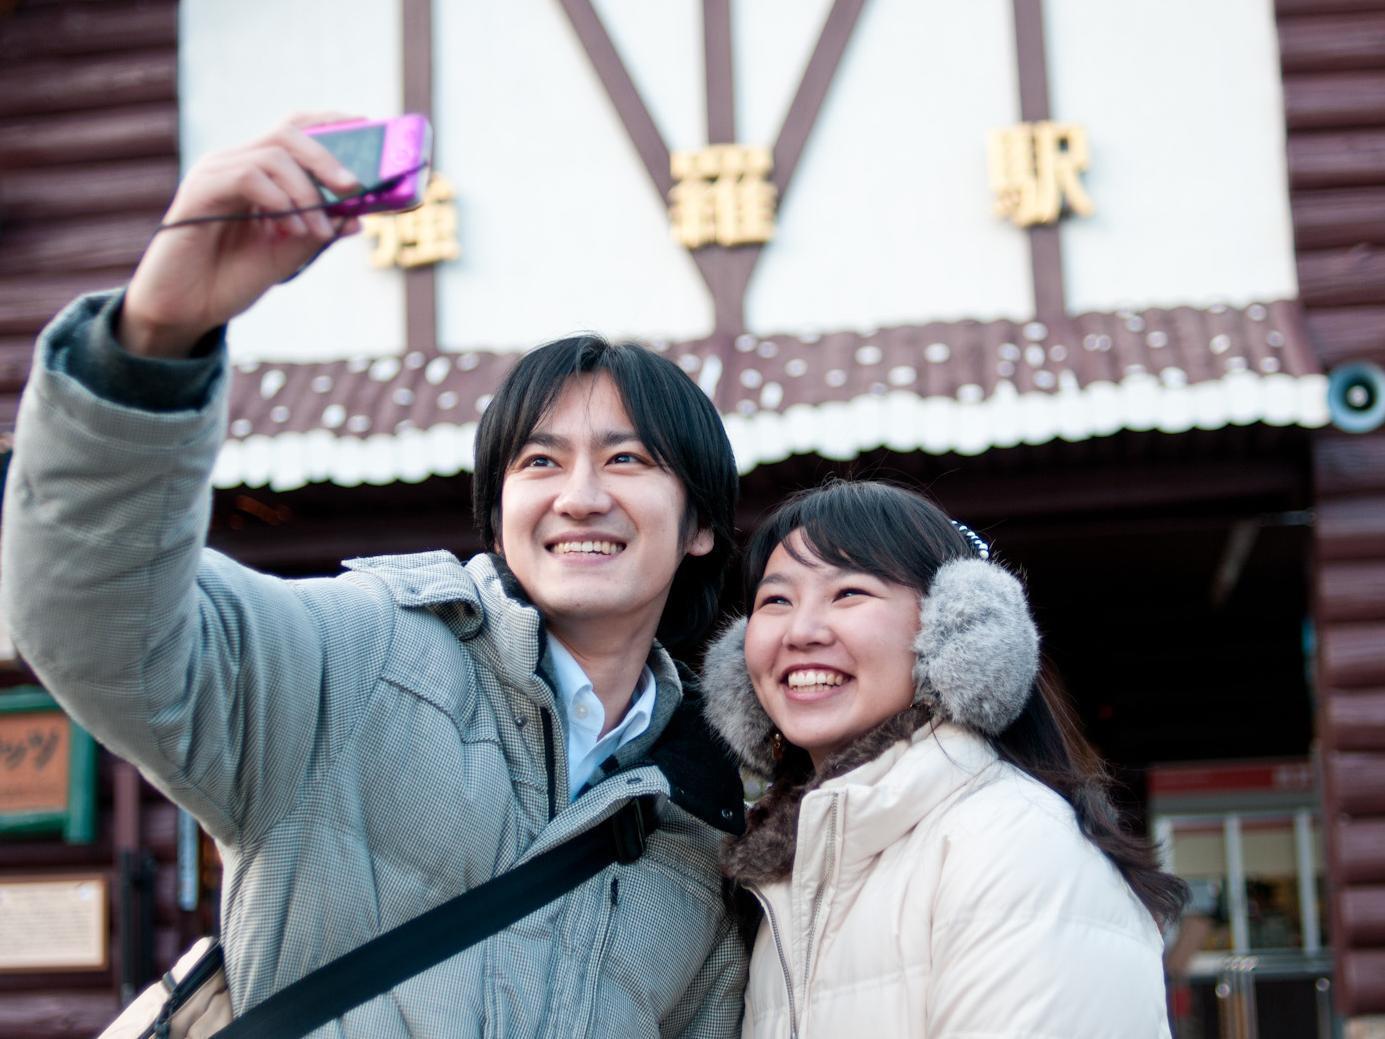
[1279,0,1385,1018]
[0,2,185,1036]
[0,0,178,430]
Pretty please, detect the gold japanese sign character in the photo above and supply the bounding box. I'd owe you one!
[669,145,776,249]
[987,121,1094,228]
[360,173,460,269]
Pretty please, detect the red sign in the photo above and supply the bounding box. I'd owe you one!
[1148,760,1314,798]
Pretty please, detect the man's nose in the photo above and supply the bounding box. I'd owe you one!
[553,460,613,517]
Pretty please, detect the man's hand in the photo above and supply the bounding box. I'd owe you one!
[119,114,365,358]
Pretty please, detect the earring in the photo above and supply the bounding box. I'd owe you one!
[770,729,785,763]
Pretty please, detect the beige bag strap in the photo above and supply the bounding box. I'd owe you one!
[99,937,230,1039]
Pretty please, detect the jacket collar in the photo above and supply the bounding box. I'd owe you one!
[819,721,997,868]
[722,705,1000,883]
[344,550,746,836]
[344,550,546,692]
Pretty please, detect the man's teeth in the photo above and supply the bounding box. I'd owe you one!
[552,540,624,555]
[785,670,847,688]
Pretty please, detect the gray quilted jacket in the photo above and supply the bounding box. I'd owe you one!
[1,293,748,1038]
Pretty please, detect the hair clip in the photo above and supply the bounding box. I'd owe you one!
[950,520,991,560]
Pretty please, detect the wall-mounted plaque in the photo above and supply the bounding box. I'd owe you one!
[0,874,109,971]
[0,688,96,843]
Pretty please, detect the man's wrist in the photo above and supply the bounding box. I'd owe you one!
[117,299,210,359]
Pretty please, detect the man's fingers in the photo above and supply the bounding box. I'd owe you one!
[256,146,336,238]
[272,116,364,195]
[234,166,307,236]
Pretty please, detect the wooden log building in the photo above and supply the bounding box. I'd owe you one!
[0,2,1383,1037]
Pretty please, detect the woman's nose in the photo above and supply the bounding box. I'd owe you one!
[784,603,832,647]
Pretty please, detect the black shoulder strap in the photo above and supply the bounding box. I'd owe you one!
[214,797,658,1039]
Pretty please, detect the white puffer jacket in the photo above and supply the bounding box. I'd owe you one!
[730,721,1170,1038]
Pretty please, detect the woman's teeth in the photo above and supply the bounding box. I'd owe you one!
[552,540,623,555]
[785,669,847,688]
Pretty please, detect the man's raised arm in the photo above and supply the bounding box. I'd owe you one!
[0,118,387,843]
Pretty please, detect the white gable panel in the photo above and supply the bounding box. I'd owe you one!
[434,0,711,352]
[748,0,1031,335]
[179,0,405,364]
[734,0,837,149]
[595,0,704,151]
[1048,0,1298,313]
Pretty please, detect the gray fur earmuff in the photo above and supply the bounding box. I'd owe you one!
[700,616,778,778]
[912,557,1039,736]
[700,558,1041,777]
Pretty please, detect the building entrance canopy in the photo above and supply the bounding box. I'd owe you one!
[214,299,1326,491]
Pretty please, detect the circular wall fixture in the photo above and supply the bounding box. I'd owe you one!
[1327,361,1385,434]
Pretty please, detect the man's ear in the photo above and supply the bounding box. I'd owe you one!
[687,526,714,558]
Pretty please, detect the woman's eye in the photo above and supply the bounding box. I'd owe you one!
[835,587,870,600]
[520,454,555,469]
[609,451,648,465]
[755,594,789,610]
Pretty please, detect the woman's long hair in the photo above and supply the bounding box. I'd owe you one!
[743,480,1188,928]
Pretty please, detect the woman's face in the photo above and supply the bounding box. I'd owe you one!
[745,531,921,770]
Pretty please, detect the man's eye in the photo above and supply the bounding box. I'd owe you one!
[519,455,555,469]
[609,451,647,465]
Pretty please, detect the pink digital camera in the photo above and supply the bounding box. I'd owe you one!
[305,114,432,216]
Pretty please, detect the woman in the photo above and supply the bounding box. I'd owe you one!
[701,481,1186,1038]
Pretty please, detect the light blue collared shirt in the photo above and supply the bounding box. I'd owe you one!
[545,638,657,801]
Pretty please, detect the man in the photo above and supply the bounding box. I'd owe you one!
[1,118,747,1036]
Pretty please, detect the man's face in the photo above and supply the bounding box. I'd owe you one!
[498,373,713,649]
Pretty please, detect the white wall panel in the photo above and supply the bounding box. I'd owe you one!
[180,0,405,363]
[433,0,711,352]
[1047,0,1298,313]
[746,0,1032,335]
[595,0,704,151]
[733,0,835,149]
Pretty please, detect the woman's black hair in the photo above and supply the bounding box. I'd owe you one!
[743,480,1188,928]
[472,334,738,650]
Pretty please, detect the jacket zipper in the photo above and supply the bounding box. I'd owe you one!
[749,886,799,1039]
[575,876,621,1035]
[800,795,839,994]
[540,707,557,819]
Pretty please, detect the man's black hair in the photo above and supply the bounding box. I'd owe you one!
[472,334,738,650]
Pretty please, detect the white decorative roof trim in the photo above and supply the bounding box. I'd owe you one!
[211,371,1327,491]
[720,371,1328,473]
[212,423,478,491]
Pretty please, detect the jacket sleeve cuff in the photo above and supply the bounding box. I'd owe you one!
[56,288,228,413]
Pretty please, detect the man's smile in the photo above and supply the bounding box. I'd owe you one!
[542,537,631,562]
[545,537,628,556]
